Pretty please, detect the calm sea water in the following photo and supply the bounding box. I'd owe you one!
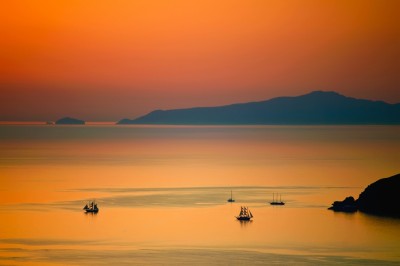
[0,125,399,265]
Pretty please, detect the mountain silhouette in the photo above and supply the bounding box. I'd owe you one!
[118,91,400,125]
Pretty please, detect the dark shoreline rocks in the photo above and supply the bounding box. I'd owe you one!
[328,196,357,213]
[328,174,400,217]
[357,174,400,217]
[55,117,85,125]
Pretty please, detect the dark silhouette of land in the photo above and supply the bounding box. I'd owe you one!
[328,196,357,213]
[118,91,400,125]
[357,174,400,217]
[329,174,400,217]
[55,117,85,125]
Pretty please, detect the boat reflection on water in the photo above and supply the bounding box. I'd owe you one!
[238,219,253,227]
[84,211,98,216]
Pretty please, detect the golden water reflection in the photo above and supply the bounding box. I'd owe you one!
[0,125,400,264]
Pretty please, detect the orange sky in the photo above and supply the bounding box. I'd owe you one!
[1,0,399,121]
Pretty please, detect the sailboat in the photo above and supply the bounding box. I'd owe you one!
[236,206,253,221]
[269,193,285,205]
[227,190,235,202]
[83,200,99,213]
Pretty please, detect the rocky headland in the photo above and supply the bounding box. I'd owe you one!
[329,174,400,217]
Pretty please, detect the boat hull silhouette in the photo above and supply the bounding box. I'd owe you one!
[85,208,99,213]
[270,202,285,205]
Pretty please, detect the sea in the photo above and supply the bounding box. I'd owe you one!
[0,124,399,265]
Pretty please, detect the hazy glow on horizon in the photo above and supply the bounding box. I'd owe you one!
[1,0,399,121]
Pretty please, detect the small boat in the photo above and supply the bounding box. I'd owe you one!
[270,193,285,205]
[227,190,235,202]
[83,201,99,213]
[236,206,253,221]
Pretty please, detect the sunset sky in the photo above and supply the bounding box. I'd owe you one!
[1,0,399,121]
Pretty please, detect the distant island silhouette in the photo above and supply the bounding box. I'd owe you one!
[329,173,400,217]
[55,117,85,125]
[117,91,400,125]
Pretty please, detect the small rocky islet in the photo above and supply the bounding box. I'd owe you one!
[329,173,400,217]
[55,117,85,125]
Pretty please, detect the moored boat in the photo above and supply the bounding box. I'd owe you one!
[83,201,99,213]
[269,193,285,205]
[227,190,235,202]
[236,206,253,221]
